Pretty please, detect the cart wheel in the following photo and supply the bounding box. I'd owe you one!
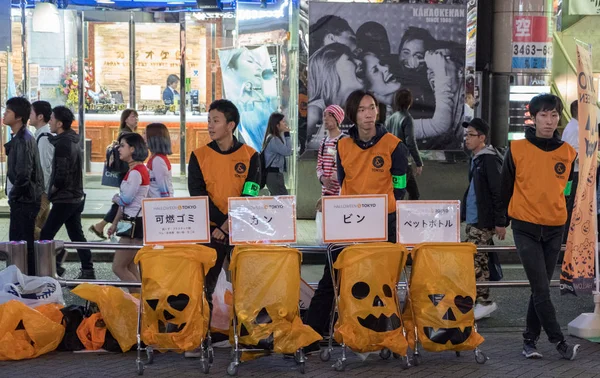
[455,351,461,358]
[393,352,401,360]
[475,350,488,364]
[298,362,306,374]
[208,348,214,364]
[400,356,410,370]
[146,349,154,364]
[380,348,391,360]
[227,362,239,376]
[136,361,144,376]
[412,353,421,366]
[320,348,331,362]
[201,359,210,374]
[333,359,345,372]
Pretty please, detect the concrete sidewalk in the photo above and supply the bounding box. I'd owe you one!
[1,331,599,377]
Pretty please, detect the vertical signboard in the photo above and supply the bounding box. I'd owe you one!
[511,15,553,71]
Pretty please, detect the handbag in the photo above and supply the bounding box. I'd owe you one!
[116,208,141,238]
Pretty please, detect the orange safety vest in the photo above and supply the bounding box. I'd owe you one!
[508,139,576,226]
[338,133,401,214]
[193,144,256,217]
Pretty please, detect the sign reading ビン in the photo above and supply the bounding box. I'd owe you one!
[511,15,553,71]
[397,200,460,246]
[228,196,297,245]
[322,195,388,243]
[142,197,210,245]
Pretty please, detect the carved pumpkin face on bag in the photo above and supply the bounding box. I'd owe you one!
[422,293,474,345]
[350,280,401,332]
[144,278,192,334]
[237,307,275,350]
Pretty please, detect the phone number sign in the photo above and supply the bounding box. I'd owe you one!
[512,15,552,71]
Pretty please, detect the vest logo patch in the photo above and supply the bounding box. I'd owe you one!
[235,162,247,174]
[372,156,385,169]
[554,162,566,176]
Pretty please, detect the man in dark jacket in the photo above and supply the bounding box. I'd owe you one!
[39,106,95,279]
[3,97,43,275]
[461,118,506,320]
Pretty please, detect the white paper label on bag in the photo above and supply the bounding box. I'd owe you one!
[396,200,460,245]
[322,195,388,243]
[142,197,210,245]
[228,196,297,244]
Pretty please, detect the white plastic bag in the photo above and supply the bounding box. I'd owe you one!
[0,265,65,308]
[315,211,324,245]
[211,269,232,333]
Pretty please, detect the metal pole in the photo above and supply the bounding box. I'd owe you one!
[76,11,85,151]
[179,12,187,175]
[0,241,28,273]
[20,0,27,99]
[34,240,57,278]
[129,11,136,109]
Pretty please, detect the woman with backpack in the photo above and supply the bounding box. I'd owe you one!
[261,112,292,195]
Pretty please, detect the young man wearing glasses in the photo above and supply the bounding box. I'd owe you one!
[461,118,506,320]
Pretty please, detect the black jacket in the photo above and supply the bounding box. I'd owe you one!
[461,145,506,229]
[188,137,261,226]
[500,127,575,232]
[337,124,409,208]
[4,127,43,204]
[48,129,85,203]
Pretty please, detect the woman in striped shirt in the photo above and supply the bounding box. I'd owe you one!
[107,133,149,289]
[146,123,174,198]
[317,104,345,196]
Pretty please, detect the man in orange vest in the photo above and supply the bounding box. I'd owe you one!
[501,93,580,360]
[303,90,408,352]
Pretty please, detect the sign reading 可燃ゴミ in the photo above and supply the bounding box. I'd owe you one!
[142,197,210,245]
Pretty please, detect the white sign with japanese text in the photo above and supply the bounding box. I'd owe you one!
[397,200,460,245]
[228,196,297,245]
[322,195,388,243]
[142,197,210,245]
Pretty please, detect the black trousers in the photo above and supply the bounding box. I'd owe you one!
[513,224,564,343]
[203,228,233,315]
[304,216,397,336]
[406,165,420,200]
[562,173,579,244]
[9,201,41,276]
[40,200,94,271]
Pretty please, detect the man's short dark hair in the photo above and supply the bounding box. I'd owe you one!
[399,26,436,54]
[209,99,240,130]
[529,94,563,119]
[52,106,75,130]
[393,89,413,112]
[344,90,379,125]
[167,74,179,86]
[570,100,578,119]
[6,97,31,125]
[32,101,52,123]
[118,132,149,162]
[309,15,353,52]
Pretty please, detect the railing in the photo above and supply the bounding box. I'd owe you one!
[10,240,561,289]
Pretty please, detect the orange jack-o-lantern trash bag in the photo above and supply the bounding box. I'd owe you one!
[229,245,321,356]
[0,300,65,360]
[332,242,409,356]
[134,244,217,352]
[405,243,484,352]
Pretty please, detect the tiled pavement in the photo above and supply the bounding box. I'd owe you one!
[1,332,599,377]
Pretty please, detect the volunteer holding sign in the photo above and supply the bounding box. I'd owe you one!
[303,89,409,352]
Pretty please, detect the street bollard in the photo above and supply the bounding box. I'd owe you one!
[0,241,28,273]
[34,240,58,278]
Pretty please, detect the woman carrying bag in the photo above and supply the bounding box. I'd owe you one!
[107,133,150,291]
[262,112,293,195]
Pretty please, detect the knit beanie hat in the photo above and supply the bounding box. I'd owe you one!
[324,104,345,126]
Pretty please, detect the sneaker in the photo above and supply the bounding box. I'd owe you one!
[474,302,498,320]
[185,348,202,358]
[76,269,96,280]
[522,339,543,359]
[556,340,580,360]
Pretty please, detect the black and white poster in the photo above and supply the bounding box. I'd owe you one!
[307,2,467,151]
